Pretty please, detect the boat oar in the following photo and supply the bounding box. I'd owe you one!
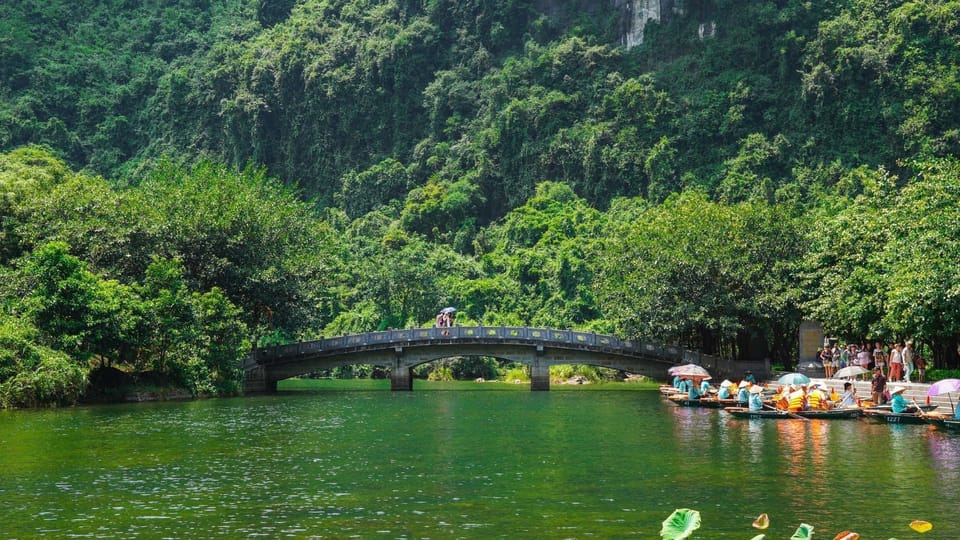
[911,399,927,418]
[763,403,809,421]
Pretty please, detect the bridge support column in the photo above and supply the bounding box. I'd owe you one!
[530,360,550,391]
[243,365,277,393]
[391,347,412,391]
[391,367,412,391]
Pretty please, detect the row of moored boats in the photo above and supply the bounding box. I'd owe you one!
[659,385,960,430]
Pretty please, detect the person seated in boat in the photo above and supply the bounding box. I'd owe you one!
[774,385,792,410]
[699,378,712,396]
[687,381,701,400]
[748,385,764,411]
[839,382,858,407]
[889,386,910,413]
[787,386,806,412]
[736,381,751,405]
[806,383,830,410]
[672,374,682,389]
[717,380,733,399]
[744,371,757,384]
[955,405,960,420]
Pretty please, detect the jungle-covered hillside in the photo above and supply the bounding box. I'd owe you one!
[2,0,960,406]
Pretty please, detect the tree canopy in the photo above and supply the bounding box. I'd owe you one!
[3,1,960,405]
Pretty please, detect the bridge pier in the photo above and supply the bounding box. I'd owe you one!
[391,348,412,391]
[530,361,550,391]
[243,364,277,393]
[391,367,413,391]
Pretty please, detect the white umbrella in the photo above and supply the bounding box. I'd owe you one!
[833,365,869,379]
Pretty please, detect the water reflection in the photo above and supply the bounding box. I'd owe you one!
[3,389,960,538]
[927,431,960,501]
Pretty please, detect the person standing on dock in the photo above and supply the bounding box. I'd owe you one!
[871,367,887,405]
[888,343,903,382]
[902,341,915,383]
[873,342,886,375]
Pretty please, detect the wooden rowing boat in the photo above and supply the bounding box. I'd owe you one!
[659,385,683,396]
[862,404,938,413]
[861,409,928,424]
[724,407,861,420]
[667,395,740,408]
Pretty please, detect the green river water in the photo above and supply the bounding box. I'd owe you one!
[2,380,958,539]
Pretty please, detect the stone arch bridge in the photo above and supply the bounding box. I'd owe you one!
[245,326,719,392]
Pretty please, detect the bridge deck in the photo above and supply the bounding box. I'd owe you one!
[246,326,720,393]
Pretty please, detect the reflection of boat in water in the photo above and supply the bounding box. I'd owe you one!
[924,416,960,431]
[724,407,861,420]
[861,409,927,424]
[667,395,740,408]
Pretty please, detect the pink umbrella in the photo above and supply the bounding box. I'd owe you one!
[927,378,960,414]
[668,364,712,379]
[927,378,960,396]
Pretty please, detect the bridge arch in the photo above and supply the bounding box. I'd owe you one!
[244,326,718,392]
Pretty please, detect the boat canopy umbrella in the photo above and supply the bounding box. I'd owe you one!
[668,364,712,379]
[833,365,869,379]
[777,372,811,385]
[927,378,960,414]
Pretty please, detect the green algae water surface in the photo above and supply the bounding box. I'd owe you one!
[2,380,958,538]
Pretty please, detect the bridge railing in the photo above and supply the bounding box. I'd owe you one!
[254,326,702,367]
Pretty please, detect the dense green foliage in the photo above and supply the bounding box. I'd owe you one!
[3,1,960,405]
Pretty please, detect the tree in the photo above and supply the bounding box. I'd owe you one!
[596,191,803,363]
[882,158,960,368]
[801,167,897,341]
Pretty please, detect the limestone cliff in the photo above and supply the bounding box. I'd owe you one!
[610,0,685,48]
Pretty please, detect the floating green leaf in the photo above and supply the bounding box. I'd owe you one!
[660,508,702,540]
[790,523,814,539]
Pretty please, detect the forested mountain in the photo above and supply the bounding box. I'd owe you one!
[2,0,960,406]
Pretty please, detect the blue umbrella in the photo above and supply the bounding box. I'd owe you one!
[778,372,811,385]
